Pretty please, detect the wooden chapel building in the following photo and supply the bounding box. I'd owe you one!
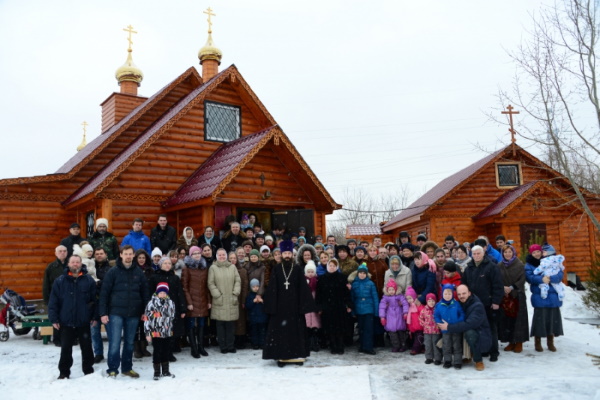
[0,24,340,299]
[381,138,600,280]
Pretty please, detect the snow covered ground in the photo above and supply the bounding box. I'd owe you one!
[1,286,599,400]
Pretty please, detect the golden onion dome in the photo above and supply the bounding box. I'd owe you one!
[77,133,87,152]
[198,32,222,64]
[115,49,144,85]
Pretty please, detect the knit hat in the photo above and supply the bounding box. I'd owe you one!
[250,278,260,288]
[260,245,271,254]
[442,283,455,293]
[400,243,415,252]
[151,247,163,258]
[346,239,357,245]
[156,282,169,294]
[280,240,294,253]
[529,244,543,254]
[357,263,368,273]
[386,279,398,292]
[443,260,457,273]
[250,249,260,257]
[298,227,306,233]
[255,233,265,240]
[405,287,417,300]
[158,256,171,267]
[81,244,94,254]
[189,246,201,255]
[426,293,437,302]
[298,236,306,243]
[314,242,324,249]
[416,234,427,242]
[242,240,254,248]
[265,235,274,243]
[95,218,109,229]
[354,246,366,254]
[542,243,556,255]
[305,260,317,274]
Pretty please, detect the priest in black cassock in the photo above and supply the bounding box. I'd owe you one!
[262,240,316,367]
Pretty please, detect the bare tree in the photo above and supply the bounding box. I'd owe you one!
[498,0,600,232]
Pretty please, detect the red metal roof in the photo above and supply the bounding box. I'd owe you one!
[163,127,275,207]
[382,148,504,231]
[62,68,228,205]
[474,181,538,219]
[346,224,382,236]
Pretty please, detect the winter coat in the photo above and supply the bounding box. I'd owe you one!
[439,273,462,301]
[246,261,266,296]
[378,294,409,332]
[351,277,379,316]
[236,264,249,335]
[446,294,492,353]
[419,305,440,335]
[150,224,177,254]
[121,230,152,254]
[43,258,67,304]
[208,260,241,321]
[497,257,529,343]
[462,256,504,308]
[148,269,186,315]
[87,231,120,261]
[144,294,175,338]
[366,256,388,294]
[407,304,424,333]
[181,256,211,318]
[48,269,96,327]
[316,262,328,277]
[305,276,321,328]
[221,232,245,253]
[486,244,502,263]
[245,291,268,324]
[315,271,352,332]
[176,236,198,254]
[410,264,436,304]
[434,298,465,333]
[525,256,564,308]
[60,234,83,258]
[383,265,412,295]
[295,244,318,267]
[339,258,359,277]
[99,260,150,318]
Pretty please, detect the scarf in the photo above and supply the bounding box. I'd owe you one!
[417,252,437,274]
[215,260,231,268]
[526,254,541,267]
[406,302,419,326]
[502,245,517,266]
[182,226,194,246]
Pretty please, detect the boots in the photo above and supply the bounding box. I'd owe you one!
[503,343,515,352]
[172,337,182,353]
[161,362,175,378]
[133,340,143,359]
[534,336,543,352]
[197,327,208,357]
[153,363,161,381]
[141,340,152,357]
[189,330,200,359]
[512,342,523,353]
[547,335,557,352]
[310,329,320,352]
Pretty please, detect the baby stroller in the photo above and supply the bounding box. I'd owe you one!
[0,288,40,342]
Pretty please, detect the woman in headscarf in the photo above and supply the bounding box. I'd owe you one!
[176,226,198,254]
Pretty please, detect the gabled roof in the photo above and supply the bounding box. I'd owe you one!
[0,67,201,187]
[474,181,538,219]
[346,224,382,237]
[163,126,340,211]
[382,148,504,232]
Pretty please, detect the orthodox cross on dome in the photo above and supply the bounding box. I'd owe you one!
[81,121,88,136]
[123,24,138,51]
[77,121,88,152]
[501,105,520,156]
[204,7,216,33]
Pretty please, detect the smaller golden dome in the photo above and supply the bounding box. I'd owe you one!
[77,132,87,152]
[198,32,222,64]
[115,49,144,86]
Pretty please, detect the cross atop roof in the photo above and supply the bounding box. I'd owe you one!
[501,105,520,156]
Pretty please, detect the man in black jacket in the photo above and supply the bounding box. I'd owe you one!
[48,254,97,379]
[43,245,68,346]
[150,214,177,255]
[99,245,149,378]
[60,223,83,259]
[462,245,504,362]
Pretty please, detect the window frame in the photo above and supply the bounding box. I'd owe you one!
[495,162,522,188]
[204,100,242,143]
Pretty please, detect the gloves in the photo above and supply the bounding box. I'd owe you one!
[380,318,387,326]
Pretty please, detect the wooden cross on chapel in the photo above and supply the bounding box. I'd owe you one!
[501,105,520,156]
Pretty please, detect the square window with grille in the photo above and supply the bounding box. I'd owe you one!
[205,101,241,142]
[497,164,520,186]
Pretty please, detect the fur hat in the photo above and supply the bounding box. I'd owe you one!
[416,234,427,242]
[386,279,398,292]
[426,293,437,302]
[304,260,317,274]
[405,287,417,300]
[95,218,109,229]
[260,245,271,254]
[280,240,295,253]
[250,278,260,288]
[529,244,543,254]
[249,249,260,257]
[151,247,163,258]
[400,243,415,252]
[336,245,350,254]
[81,244,94,254]
[189,246,201,255]
[156,282,169,294]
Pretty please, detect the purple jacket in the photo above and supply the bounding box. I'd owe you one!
[378,294,409,332]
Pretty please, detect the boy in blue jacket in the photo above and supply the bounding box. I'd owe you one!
[245,279,268,349]
[434,284,464,369]
[350,264,379,355]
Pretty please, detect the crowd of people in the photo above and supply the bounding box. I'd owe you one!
[43,214,566,380]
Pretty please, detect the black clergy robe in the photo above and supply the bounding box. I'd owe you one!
[262,261,316,360]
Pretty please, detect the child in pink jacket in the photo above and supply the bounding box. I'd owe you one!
[405,287,424,355]
[419,293,442,365]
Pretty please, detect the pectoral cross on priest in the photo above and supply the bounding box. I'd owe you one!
[284,281,290,290]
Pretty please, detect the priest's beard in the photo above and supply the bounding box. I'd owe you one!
[282,256,293,268]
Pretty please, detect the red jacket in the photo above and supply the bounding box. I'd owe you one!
[439,273,462,301]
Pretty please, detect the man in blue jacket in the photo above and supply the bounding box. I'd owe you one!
[48,254,97,379]
[99,245,150,378]
[121,218,151,253]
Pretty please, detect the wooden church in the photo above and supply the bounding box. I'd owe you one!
[0,16,340,299]
[382,137,600,280]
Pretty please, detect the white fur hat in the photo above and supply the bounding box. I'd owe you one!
[95,218,109,229]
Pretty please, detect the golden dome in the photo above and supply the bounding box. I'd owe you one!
[77,130,87,152]
[198,32,222,64]
[115,49,144,86]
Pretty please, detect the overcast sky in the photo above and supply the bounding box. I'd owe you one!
[0,0,547,219]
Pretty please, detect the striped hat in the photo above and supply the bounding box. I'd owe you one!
[156,282,169,294]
